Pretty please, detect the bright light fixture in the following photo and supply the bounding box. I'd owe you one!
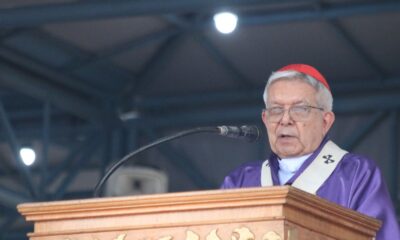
[19,147,36,166]
[213,12,238,34]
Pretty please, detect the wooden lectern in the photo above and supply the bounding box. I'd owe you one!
[18,186,380,240]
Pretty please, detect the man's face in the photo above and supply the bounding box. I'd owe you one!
[262,79,335,158]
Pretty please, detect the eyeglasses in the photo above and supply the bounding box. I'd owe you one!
[264,105,324,122]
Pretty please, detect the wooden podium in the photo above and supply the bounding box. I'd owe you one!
[18,186,380,240]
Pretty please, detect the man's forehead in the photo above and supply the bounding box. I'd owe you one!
[268,77,312,87]
[267,99,311,106]
[268,79,316,95]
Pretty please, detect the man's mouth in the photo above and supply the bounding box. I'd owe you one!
[278,134,296,139]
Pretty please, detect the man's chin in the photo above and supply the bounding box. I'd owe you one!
[275,146,302,158]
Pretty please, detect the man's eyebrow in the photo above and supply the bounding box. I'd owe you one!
[293,100,310,105]
[268,100,309,106]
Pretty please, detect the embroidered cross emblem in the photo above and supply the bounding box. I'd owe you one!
[323,154,335,164]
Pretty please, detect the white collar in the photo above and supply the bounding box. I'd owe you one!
[278,153,312,173]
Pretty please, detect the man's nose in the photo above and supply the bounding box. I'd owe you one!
[280,109,293,124]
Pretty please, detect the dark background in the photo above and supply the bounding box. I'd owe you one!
[0,0,399,238]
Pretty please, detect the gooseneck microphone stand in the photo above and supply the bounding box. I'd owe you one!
[93,127,219,197]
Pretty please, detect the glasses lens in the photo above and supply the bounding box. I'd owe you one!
[290,106,310,120]
[265,106,314,122]
[265,107,284,122]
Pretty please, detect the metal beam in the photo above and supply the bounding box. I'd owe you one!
[121,32,182,98]
[143,128,215,189]
[0,1,398,27]
[0,214,18,233]
[163,15,253,88]
[45,133,98,185]
[0,46,110,100]
[0,58,105,123]
[334,93,400,113]
[3,82,400,143]
[133,88,261,109]
[66,27,180,71]
[125,90,400,128]
[0,0,296,27]
[39,102,50,199]
[52,135,102,200]
[329,78,400,95]
[328,20,386,80]
[194,33,254,88]
[132,81,400,108]
[135,106,262,129]
[0,123,97,144]
[99,131,113,184]
[132,77,400,110]
[342,111,388,151]
[0,185,32,209]
[241,2,400,26]
[0,29,133,100]
[0,101,38,198]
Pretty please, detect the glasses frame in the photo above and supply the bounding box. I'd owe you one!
[263,105,324,123]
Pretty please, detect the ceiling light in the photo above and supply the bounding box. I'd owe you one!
[213,12,238,34]
[19,147,36,166]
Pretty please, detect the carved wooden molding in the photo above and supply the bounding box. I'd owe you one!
[63,227,283,240]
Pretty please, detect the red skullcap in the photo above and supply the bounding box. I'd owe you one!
[276,64,331,92]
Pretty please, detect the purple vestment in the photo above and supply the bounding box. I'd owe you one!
[221,139,400,240]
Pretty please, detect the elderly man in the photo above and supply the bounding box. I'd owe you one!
[221,64,400,239]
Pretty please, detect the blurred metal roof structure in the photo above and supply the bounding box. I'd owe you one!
[0,0,399,238]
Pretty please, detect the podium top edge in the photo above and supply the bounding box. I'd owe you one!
[17,186,381,230]
[18,186,292,210]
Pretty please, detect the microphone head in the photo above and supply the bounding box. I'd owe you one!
[240,125,260,142]
[217,125,261,142]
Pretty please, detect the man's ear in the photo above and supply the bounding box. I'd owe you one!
[323,111,335,135]
[261,110,268,126]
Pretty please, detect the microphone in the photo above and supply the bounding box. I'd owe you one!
[93,125,260,197]
[217,125,260,142]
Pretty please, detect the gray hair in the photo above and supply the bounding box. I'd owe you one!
[263,70,333,111]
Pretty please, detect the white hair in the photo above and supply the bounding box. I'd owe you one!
[263,70,333,111]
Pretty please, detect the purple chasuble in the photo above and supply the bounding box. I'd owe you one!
[221,139,400,240]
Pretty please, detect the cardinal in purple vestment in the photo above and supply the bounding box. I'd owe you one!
[221,64,400,240]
